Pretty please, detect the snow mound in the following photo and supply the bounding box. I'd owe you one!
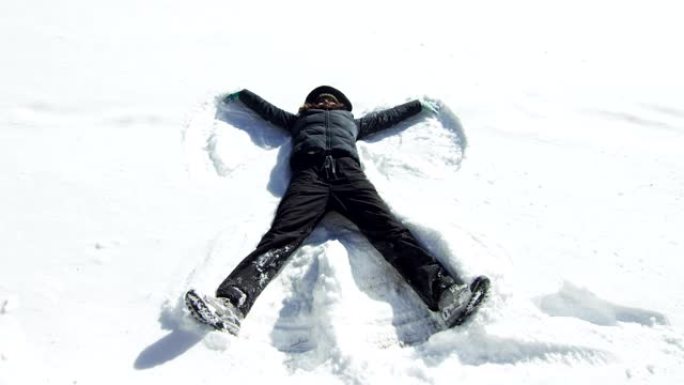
[536,281,668,327]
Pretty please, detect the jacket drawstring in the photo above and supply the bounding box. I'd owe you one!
[323,155,338,180]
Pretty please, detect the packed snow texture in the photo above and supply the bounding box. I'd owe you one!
[2,0,684,384]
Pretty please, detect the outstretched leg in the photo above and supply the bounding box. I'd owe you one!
[330,158,463,310]
[217,168,330,316]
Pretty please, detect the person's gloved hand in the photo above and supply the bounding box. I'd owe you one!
[420,99,440,115]
[224,91,241,104]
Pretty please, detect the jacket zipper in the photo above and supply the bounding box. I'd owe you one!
[325,110,331,152]
[323,110,337,179]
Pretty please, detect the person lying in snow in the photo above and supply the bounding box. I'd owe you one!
[185,86,490,335]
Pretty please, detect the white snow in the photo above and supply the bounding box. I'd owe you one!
[2,0,684,384]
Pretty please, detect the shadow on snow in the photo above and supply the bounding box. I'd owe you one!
[134,307,206,370]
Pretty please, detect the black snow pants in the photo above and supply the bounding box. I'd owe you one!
[217,155,462,316]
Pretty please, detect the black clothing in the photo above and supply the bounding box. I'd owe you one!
[237,89,423,166]
[217,157,460,315]
[217,90,461,316]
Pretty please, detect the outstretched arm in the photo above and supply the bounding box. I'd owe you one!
[228,89,297,132]
[356,100,423,140]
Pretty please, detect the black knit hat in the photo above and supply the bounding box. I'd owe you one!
[305,86,352,111]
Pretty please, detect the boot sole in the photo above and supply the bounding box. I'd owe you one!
[184,289,228,331]
[449,276,491,327]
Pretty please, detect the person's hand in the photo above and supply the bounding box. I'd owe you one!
[224,91,241,104]
[420,99,440,115]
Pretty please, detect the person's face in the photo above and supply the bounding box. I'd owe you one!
[316,95,339,107]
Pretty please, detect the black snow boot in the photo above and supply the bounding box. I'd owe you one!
[438,275,490,328]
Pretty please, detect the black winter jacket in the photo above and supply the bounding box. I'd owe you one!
[236,89,424,167]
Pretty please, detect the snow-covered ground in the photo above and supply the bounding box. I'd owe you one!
[2,0,684,384]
